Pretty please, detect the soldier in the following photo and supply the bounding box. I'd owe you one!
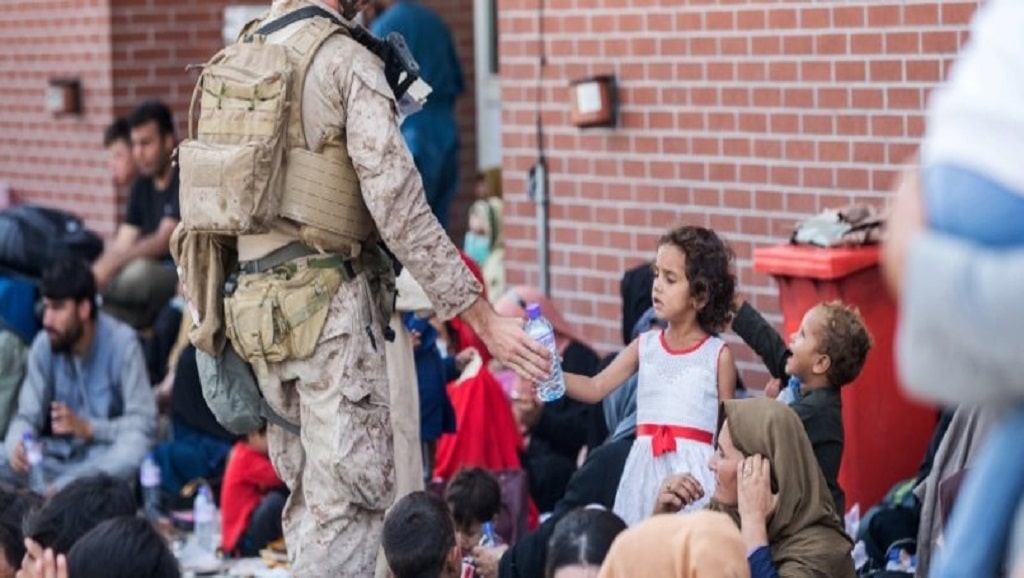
[175,0,550,575]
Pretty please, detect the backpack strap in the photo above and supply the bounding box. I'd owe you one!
[253,5,342,36]
[261,399,301,436]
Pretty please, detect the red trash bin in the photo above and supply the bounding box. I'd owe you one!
[753,244,936,512]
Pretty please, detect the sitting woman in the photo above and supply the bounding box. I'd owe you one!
[599,510,749,578]
[654,398,854,578]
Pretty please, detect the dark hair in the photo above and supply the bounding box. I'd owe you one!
[815,301,873,387]
[544,508,627,578]
[0,485,43,569]
[657,225,736,333]
[22,475,136,554]
[382,491,455,578]
[127,99,175,138]
[41,258,97,319]
[103,118,132,147]
[67,517,180,578]
[444,467,501,532]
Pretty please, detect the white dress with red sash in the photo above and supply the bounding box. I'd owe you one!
[612,329,724,526]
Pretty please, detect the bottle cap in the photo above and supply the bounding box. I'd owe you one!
[526,303,542,320]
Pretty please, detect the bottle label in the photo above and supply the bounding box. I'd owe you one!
[141,465,161,487]
[460,557,475,578]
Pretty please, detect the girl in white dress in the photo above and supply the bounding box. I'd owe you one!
[562,225,737,525]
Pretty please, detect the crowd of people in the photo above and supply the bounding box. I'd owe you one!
[1,0,1023,577]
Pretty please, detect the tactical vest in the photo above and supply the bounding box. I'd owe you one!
[177,13,372,254]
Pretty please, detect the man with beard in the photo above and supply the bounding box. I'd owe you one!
[92,100,180,330]
[0,259,155,495]
[366,0,464,229]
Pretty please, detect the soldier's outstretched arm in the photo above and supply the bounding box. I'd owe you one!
[340,47,549,383]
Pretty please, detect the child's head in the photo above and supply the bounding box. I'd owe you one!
[66,517,180,578]
[444,468,501,552]
[22,475,136,556]
[246,424,269,455]
[654,225,735,333]
[382,491,460,578]
[0,486,42,578]
[545,507,627,578]
[785,301,873,387]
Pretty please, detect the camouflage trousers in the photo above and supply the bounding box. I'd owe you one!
[256,274,395,577]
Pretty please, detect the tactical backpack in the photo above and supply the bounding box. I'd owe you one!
[177,9,372,253]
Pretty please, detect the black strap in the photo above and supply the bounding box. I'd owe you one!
[254,5,342,38]
[262,399,301,435]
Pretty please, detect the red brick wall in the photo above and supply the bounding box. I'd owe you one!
[1,0,477,241]
[498,1,980,379]
[0,1,118,234]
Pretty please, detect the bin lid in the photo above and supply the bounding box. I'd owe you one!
[753,244,881,281]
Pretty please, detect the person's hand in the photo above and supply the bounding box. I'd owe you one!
[469,305,551,383]
[763,378,782,399]
[512,388,543,433]
[471,544,508,578]
[9,440,29,474]
[882,163,926,298]
[731,293,746,314]
[455,348,477,373]
[50,402,92,441]
[653,473,705,515]
[737,455,778,525]
[17,539,67,578]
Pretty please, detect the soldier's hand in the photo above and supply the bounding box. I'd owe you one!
[460,298,551,383]
[482,315,551,383]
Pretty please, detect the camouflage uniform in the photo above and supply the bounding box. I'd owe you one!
[238,1,481,574]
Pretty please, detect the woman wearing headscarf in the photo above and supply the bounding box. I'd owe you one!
[598,511,750,578]
[654,398,854,578]
[463,197,505,303]
[495,286,603,513]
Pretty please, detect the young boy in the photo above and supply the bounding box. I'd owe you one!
[732,298,872,515]
[382,491,461,578]
[445,468,503,560]
[219,426,286,557]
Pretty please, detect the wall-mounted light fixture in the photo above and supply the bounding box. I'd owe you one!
[569,74,616,129]
[46,78,82,116]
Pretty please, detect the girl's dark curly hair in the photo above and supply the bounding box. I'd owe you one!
[658,225,736,333]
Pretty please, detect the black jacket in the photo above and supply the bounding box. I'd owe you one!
[500,436,634,578]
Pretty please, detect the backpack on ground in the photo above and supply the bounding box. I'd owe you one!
[0,204,103,278]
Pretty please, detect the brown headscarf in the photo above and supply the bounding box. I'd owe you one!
[711,398,855,578]
[598,511,750,578]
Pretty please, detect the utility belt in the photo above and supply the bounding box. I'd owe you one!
[225,241,394,365]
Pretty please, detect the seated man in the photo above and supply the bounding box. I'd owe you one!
[0,325,27,439]
[92,100,180,330]
[1,259,156,493]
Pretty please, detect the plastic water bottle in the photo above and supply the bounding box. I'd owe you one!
[22,432,47,495]
[193,483,218,554]
[524,303,565,402]
[479,521,502,548]
[140,454,162,521]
